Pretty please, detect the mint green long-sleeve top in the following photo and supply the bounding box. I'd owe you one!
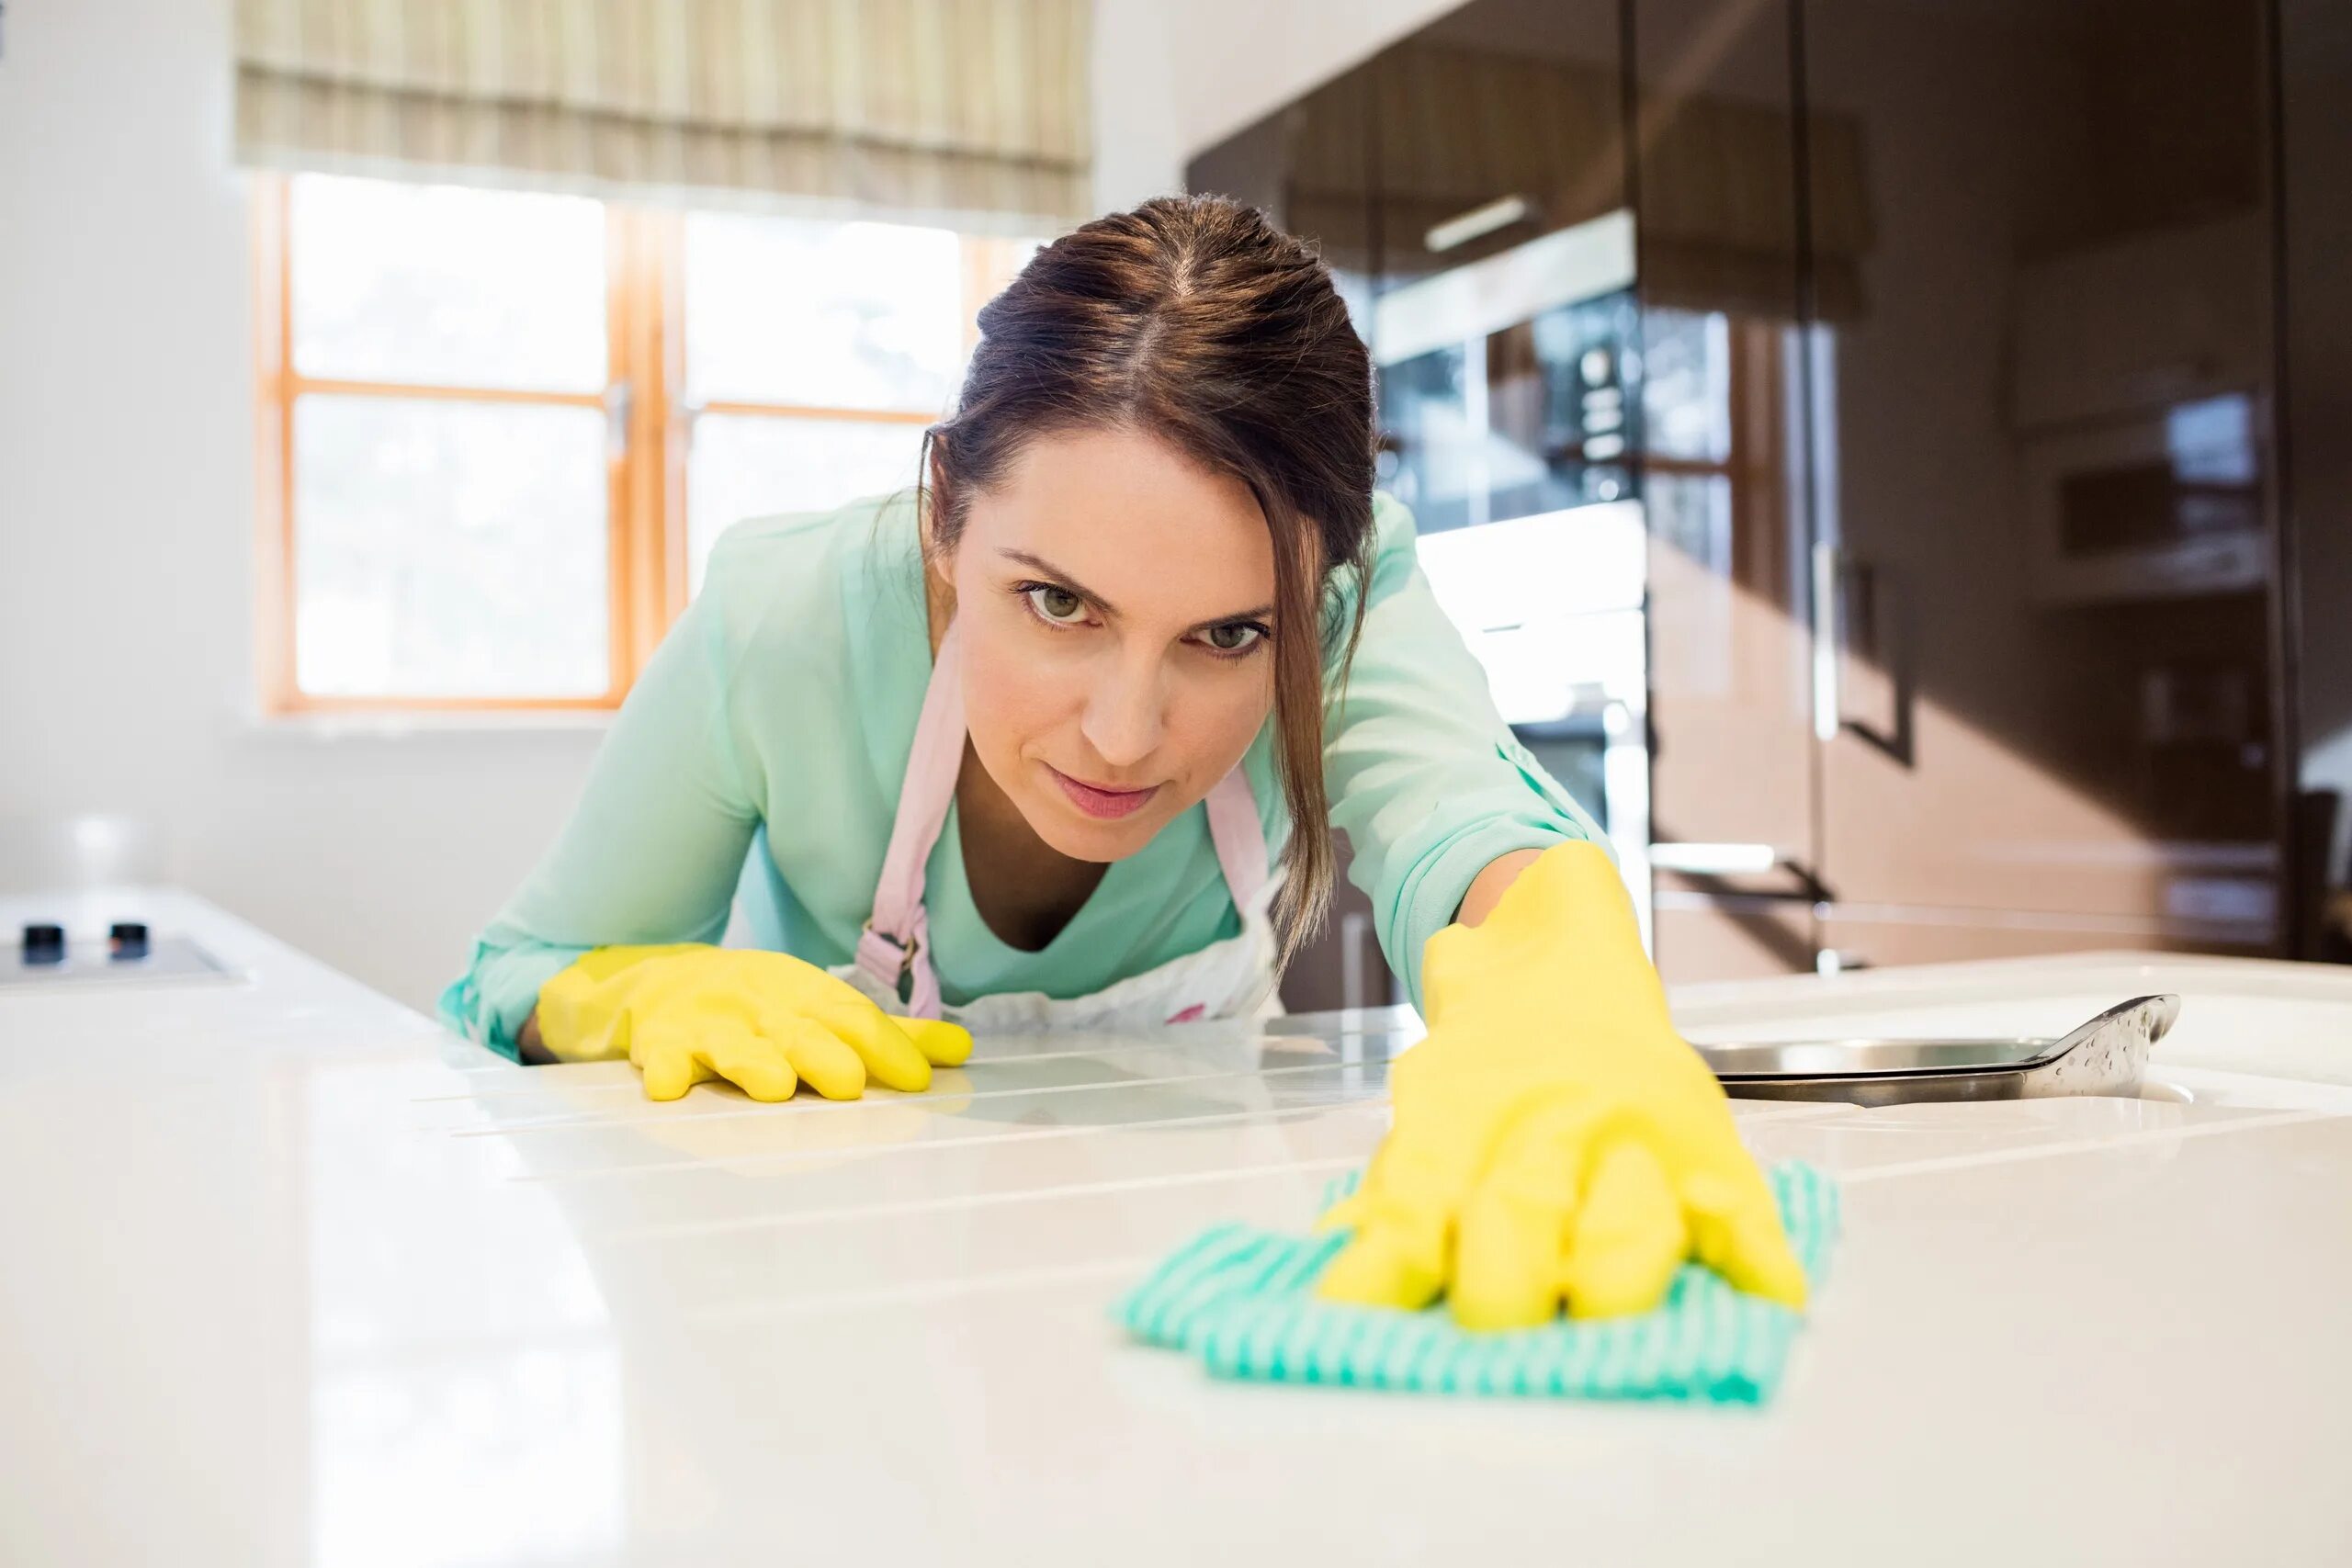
[439,490,1600,1059]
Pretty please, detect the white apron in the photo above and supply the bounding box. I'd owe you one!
[834,621,1283,1031]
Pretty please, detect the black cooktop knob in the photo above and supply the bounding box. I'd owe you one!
[22,923,65,964]
[109,922,150,959]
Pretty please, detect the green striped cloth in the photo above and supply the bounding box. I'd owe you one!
[1113,1162,1838,1403]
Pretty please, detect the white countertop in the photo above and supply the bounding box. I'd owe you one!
[4,889,2349,1565]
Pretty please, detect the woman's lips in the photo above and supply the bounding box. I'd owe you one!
[1047,765,1161,820]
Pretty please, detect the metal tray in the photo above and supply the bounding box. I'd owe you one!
[1694,994,2181,1105]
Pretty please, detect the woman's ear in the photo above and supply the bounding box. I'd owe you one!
[921,441,954,574]
[919,443,961,635]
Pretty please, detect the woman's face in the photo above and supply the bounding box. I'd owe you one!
[942,426,1280,863]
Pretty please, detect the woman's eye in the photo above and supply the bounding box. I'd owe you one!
[1025,584,1088,625]
[1202,623,1263,653]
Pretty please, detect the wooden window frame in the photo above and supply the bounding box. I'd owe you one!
[250,174,1028,716]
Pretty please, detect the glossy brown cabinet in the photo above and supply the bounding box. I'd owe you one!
[1635,0,2294,980]
[1624,0,1826,978]
[1363,0,1626,290]
[1793,0,2285,974]
[1190,0,2337,992]
[2280,0,2352,961]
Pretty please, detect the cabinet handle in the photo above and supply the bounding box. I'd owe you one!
[1652,842,1830,902]
[1425,193,1539,254]
[1811,541,1842,743]
[1649,842,1781,875]
[1812,541,1916,765]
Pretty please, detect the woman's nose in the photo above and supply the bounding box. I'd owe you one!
[1080,656,1167,769]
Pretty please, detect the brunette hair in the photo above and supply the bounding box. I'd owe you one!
[921,194,1377,962]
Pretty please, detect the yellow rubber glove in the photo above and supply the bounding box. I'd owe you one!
[534,944,973,1102]
[1316,842,1807,1328]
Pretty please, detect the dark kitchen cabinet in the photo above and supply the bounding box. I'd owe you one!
[2280,0,2352,957]
[1795,0,2284,968]
[1363,0,1626,290]
[1623,0,1826,982]
[1189,0,1635,1010]
[1192,0,2332,990]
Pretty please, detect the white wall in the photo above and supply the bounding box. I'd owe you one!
[0,0,1452,1013]
[0,0,606,1016]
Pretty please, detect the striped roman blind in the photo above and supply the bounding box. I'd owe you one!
[233,0,1093,233]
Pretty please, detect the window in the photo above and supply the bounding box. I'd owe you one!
[253,174,1038,712]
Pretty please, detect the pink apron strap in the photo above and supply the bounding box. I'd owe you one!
[853,621,966,1017]
[1166,766,1273,1025]
[1203,765,1270,908]
[856,617,1271,1021]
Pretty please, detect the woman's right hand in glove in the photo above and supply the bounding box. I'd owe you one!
[527,944,972,1102]
[1315,842,1806,1327]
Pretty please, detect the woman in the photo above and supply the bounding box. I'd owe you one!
[443,196,1804,1328]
